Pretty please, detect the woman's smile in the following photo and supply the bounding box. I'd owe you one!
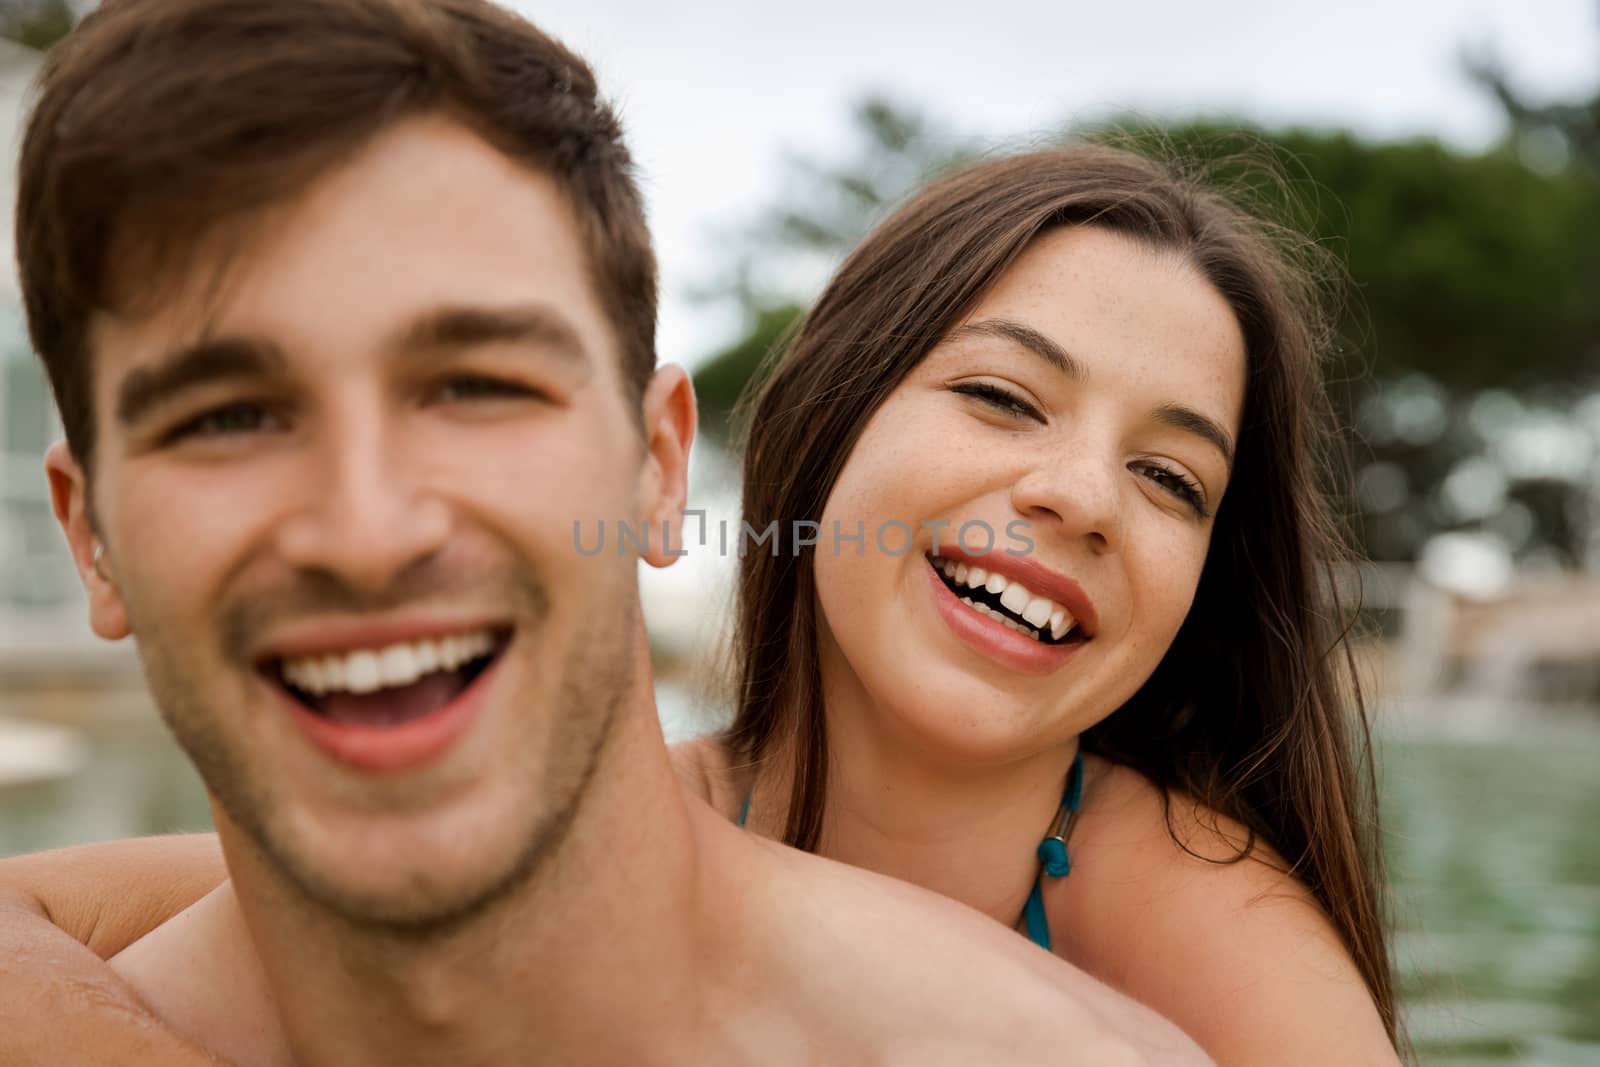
[923,551,1092,675]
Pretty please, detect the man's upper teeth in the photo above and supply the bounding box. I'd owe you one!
[939,558,1076,641]
[282,631,495,696]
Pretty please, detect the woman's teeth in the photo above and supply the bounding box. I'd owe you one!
[958,596,1045,640]
[281,630,496,696]
[935,557,1076,642]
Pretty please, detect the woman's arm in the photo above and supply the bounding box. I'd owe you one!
[0,835,232,1065]
[1056,764,1403,1067]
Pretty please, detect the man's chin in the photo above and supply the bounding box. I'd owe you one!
[273,825,557,935]
[215,791,568,936]
[301,867,525,935]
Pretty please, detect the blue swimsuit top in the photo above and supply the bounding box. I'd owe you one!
[737,751,1085,953]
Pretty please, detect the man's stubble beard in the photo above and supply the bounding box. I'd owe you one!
[133,565,639,938]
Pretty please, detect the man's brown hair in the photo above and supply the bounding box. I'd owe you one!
[15,0,657,471]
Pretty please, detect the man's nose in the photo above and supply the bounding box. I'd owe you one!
[274,414,452,592]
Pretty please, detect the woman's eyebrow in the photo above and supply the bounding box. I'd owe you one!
[1151,401,1235,470]
[950,317,1234,469]
[948,318,1087,383]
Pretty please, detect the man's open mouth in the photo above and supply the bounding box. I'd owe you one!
[263,628,513,728]
[929,554,1086,647]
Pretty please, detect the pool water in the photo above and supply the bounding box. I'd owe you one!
[2,694,1596,1064]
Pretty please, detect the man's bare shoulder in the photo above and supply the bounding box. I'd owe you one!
[748,834,1212,1065]
[109,880,293,1067]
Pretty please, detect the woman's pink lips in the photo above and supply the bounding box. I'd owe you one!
[931,544,1098,638]
[273,653,499,773]
[924,556,1086,676]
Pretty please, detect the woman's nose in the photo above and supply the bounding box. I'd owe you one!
[1008,444,1122,554]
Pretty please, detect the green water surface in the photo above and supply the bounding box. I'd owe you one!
[3,703,1596,1064]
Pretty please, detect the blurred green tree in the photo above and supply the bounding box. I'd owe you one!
[692,99,976,436]
[691,98,1600,563]
[1114,122,1600,392]
[0,0,76,52]
[696,101,1600,427]
[1464,8,1600,180]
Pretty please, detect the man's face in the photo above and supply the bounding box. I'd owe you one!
[49,115,677,929]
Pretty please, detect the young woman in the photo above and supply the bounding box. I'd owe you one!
[702,143,1402,1063]
[1,144,1403,1064]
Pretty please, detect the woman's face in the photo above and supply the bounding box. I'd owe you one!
[814,225,1247,764]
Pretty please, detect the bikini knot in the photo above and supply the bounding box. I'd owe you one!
[1037,837,1071,878]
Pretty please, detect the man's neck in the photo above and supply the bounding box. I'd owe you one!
[223,700,728,1067]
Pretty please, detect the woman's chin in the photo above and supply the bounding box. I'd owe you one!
[864,681,1058,768]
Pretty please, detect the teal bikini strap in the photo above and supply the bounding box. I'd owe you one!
[1022,878,1052,949]
[1037,750,1085,877]
[736,753,1083,953]
[1023,750,1086,953]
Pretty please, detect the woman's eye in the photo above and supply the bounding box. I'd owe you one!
[949,382,1044,422]
[1135,462,1210,519]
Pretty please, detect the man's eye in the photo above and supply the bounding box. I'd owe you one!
[434,376,540,403]
[169,402,279,442]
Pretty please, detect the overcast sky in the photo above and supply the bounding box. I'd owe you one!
[3,4,1595,360]
[0,3,1593,628]
[503,0,1597,366]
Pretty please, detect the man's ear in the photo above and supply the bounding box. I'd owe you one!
[44,441,130,640]
[634,364,697,570]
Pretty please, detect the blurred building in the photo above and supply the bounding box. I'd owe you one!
[1,40,92,650]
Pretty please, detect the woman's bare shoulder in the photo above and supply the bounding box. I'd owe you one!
[1049,757,1396,1064]
[1056,757,1326,960]
[1073,756,1280,870]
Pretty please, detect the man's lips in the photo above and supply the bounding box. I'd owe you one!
[258,623,512,773]
[258,616,513,663]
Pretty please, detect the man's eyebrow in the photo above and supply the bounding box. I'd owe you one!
[390,304,589,365]
[948,318,1088,384]
[949,316,1235,468]
[116,338,286,428]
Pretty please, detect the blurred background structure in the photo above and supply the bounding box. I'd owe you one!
[2,1,1598,1063]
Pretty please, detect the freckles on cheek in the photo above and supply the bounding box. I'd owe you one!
[1161,572,1211,639]
[1122,542,1206,633]
[829,480,892,532]
[824,561,876,615]
[837,452,935,531]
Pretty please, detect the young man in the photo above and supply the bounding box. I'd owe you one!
[0,1,1211,1063]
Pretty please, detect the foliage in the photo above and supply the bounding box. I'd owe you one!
[691,97,970,435]
[694,303,804,444]
[690,95,1600,564]
[1464,37,1600,178]
[1100,121,1600,392]
[0,0,76,51]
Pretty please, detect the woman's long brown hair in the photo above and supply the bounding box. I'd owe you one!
[721,144,1397,1043]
